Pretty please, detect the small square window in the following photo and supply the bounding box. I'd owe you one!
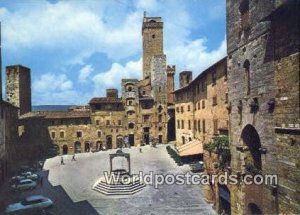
[60,131,65,138]
[77,131,82,138]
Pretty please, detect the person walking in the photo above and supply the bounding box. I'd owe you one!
[61,156,64,165]
[72,154,76,161]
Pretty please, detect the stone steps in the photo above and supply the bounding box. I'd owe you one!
[92,178,146,195]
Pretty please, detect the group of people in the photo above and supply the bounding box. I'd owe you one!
[60,154,76,165]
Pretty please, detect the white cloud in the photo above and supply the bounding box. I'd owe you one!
[78,64,93,83]
[0,0,141,64]
[166,37,227,77]
[0,0,226,105]
[92,58,142,96]
[33,73,73,93]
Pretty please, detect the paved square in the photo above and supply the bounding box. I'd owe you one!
[44,144,216,215]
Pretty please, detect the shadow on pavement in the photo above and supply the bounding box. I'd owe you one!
[0,170,99,215]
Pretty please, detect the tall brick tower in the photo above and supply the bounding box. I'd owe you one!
[6,65,32,115]
[166,65,175,104]
[142,14,163,79]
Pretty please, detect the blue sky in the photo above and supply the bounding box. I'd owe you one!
[0,0,226,105]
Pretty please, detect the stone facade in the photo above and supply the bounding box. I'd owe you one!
[227,0,299,214]
[174,57,229,213]
[16,14,175,156]
[142,16,163,79]
[174,57,228,146]
[0,101,19,186]
[6,65,32,115]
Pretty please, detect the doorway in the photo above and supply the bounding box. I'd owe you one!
[219,184,231,215]
[74,141,81,153]
[62,144,68,155]
[129,134,134,146]
[106,136,113,149]
[159,135,163,144]
[84,142,90,152]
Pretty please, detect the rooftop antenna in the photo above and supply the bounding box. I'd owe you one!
[0,22,2,101]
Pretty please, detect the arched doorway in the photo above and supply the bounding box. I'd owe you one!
[219,184,231,215]
[96,141,102,151]
[106,136,112,149]
[74,141,81,153]
[248,203,262,215]
[62,144,68,155]
[241,124,262,171]
[116,135,123,148]
[143,127,150,145]
[167,115,176,141]
[128,134,134,146]
[84,142,90,152]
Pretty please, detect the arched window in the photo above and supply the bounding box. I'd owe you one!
[128,123,135,129]
[158,105,162,113]
[243,60,250,95]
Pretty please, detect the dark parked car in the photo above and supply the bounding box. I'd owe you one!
[190,161,204,173]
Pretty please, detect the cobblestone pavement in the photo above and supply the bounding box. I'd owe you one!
[44,144,216,215]
[0,145,216,215]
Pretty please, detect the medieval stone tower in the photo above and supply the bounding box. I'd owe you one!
[142,15,163,79]
[179,71,192,88]
[167,65,175,104]
[6,65,32,115]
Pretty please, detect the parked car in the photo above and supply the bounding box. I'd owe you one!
[11,179,37,191]
[12,172,38,182]
[5,195,53,213]
[20,172,38,180]
[190,161,204,173]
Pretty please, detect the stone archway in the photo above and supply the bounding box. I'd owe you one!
[106,135,112,149]
[74,141,81,153]
[85,142,90,152]
[241,124,262,172]
[109,150,131,176]
[96,141,102,151]
[116,135,123,148]
[248,203,262,215]
[62,144,68,155]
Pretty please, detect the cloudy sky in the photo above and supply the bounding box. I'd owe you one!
[0,0,226,105]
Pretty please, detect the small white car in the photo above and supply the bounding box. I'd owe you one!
[11,179,37,191]
[5,195,53,213]
[12,172,38,182]
[21,171,38,180]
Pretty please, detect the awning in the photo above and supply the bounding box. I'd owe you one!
[176,140,203,157]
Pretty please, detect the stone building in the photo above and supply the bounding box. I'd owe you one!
[14,14,176,156]
[0,24,19,187]
[0,101,19,186]
[173,58,229,212]
[226,0,300,214]
[6,65,31,115]
[174,57,228,147]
